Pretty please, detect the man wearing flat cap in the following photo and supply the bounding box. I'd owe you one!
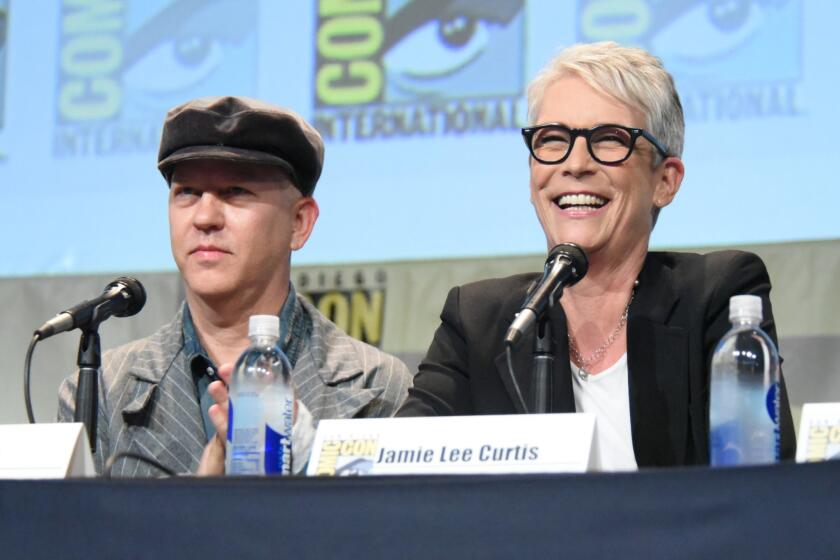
[58,96,412,477]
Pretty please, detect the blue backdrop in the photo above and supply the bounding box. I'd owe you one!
[0,0,831,276]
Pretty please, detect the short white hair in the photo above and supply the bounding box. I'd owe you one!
[527,42,684,158]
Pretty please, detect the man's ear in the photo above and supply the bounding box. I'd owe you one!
[290,196,319,251]
[653,156,685,209]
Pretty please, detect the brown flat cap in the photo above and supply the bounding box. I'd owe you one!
[157,96,324,196]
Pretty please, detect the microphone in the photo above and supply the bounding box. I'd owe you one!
[35,277,147,339]
[504,243,588,346]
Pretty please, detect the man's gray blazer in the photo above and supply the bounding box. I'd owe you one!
[58,298,412,476]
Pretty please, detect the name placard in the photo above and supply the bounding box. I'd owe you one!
[306,413,595,476]
[796,403,840,463]
[0,423,95,479]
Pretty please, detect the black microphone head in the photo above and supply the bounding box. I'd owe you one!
[109,277,147,317]
[547,243,589,286]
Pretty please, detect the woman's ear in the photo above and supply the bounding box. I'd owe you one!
[653,156,685,208]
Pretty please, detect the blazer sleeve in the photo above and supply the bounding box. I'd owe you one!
[57,369,111,474]
[397,286,474,416]
[357,349,413,418]
[702,251,796,460]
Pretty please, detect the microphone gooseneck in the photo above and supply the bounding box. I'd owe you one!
[504,243,588,347]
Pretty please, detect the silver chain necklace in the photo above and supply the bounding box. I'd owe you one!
[568,281,637,381]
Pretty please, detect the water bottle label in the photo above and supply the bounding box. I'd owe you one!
[766,382,781,461]
[228,392,264,475]
[262,390,294,474]
[710,420,743,466]
[710,379,781,465]
[264,426,290,474]
[765,383,779,423]
[227,400,234,443]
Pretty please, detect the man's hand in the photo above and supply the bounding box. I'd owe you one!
[196,363,233,476]
[196,363,299,476]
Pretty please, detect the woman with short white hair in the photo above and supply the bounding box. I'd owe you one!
[398,42,796,470]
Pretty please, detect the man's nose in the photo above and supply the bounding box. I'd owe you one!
[193,193,224,230]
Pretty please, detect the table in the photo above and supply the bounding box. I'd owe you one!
[1,460,837,559]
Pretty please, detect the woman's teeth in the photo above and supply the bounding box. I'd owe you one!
[555,193,608,210]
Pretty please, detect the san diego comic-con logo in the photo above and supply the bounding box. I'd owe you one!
[314,438,379,476]
[296,268,387,348]
[313,0,527,142]
[577,0,802,122]
[54,0,258,158]
[804,421,840,462]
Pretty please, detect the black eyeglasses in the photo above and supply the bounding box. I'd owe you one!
[521,123,670,165]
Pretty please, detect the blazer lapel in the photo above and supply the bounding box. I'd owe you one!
[121,356,207,474]
[115,315,206,475]
[627,258,689,467]
[548,302,576,414]
[295,298,385,419]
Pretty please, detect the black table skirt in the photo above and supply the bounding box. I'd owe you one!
[2,460,838,559]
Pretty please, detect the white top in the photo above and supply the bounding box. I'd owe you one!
[570,354,638,472]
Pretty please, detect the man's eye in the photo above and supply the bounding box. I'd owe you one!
[227,186,251,197]
[174,187,198,198]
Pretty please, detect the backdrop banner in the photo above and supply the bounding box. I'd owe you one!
[3,239,840,426]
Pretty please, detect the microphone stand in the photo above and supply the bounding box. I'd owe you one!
[74,326,101,452]
[531,316,554,413]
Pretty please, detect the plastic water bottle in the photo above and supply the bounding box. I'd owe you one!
[226,315,295,475]
[709,295,780,466]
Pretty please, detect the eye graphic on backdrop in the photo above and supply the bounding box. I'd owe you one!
[439,14,478,47]
[383,0,523,98]
[580,0,786,62]
[384,15,489,80]
[651,0,772,61]
[124,35,225,93]
[122,0,256,96]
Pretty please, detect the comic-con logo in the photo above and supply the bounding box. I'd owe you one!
[296,268,387,347]
[577,0,802,121]
[314,438,379,476]
[805,422,840,462]
[54,0,258,157]
[313,0,526,142]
